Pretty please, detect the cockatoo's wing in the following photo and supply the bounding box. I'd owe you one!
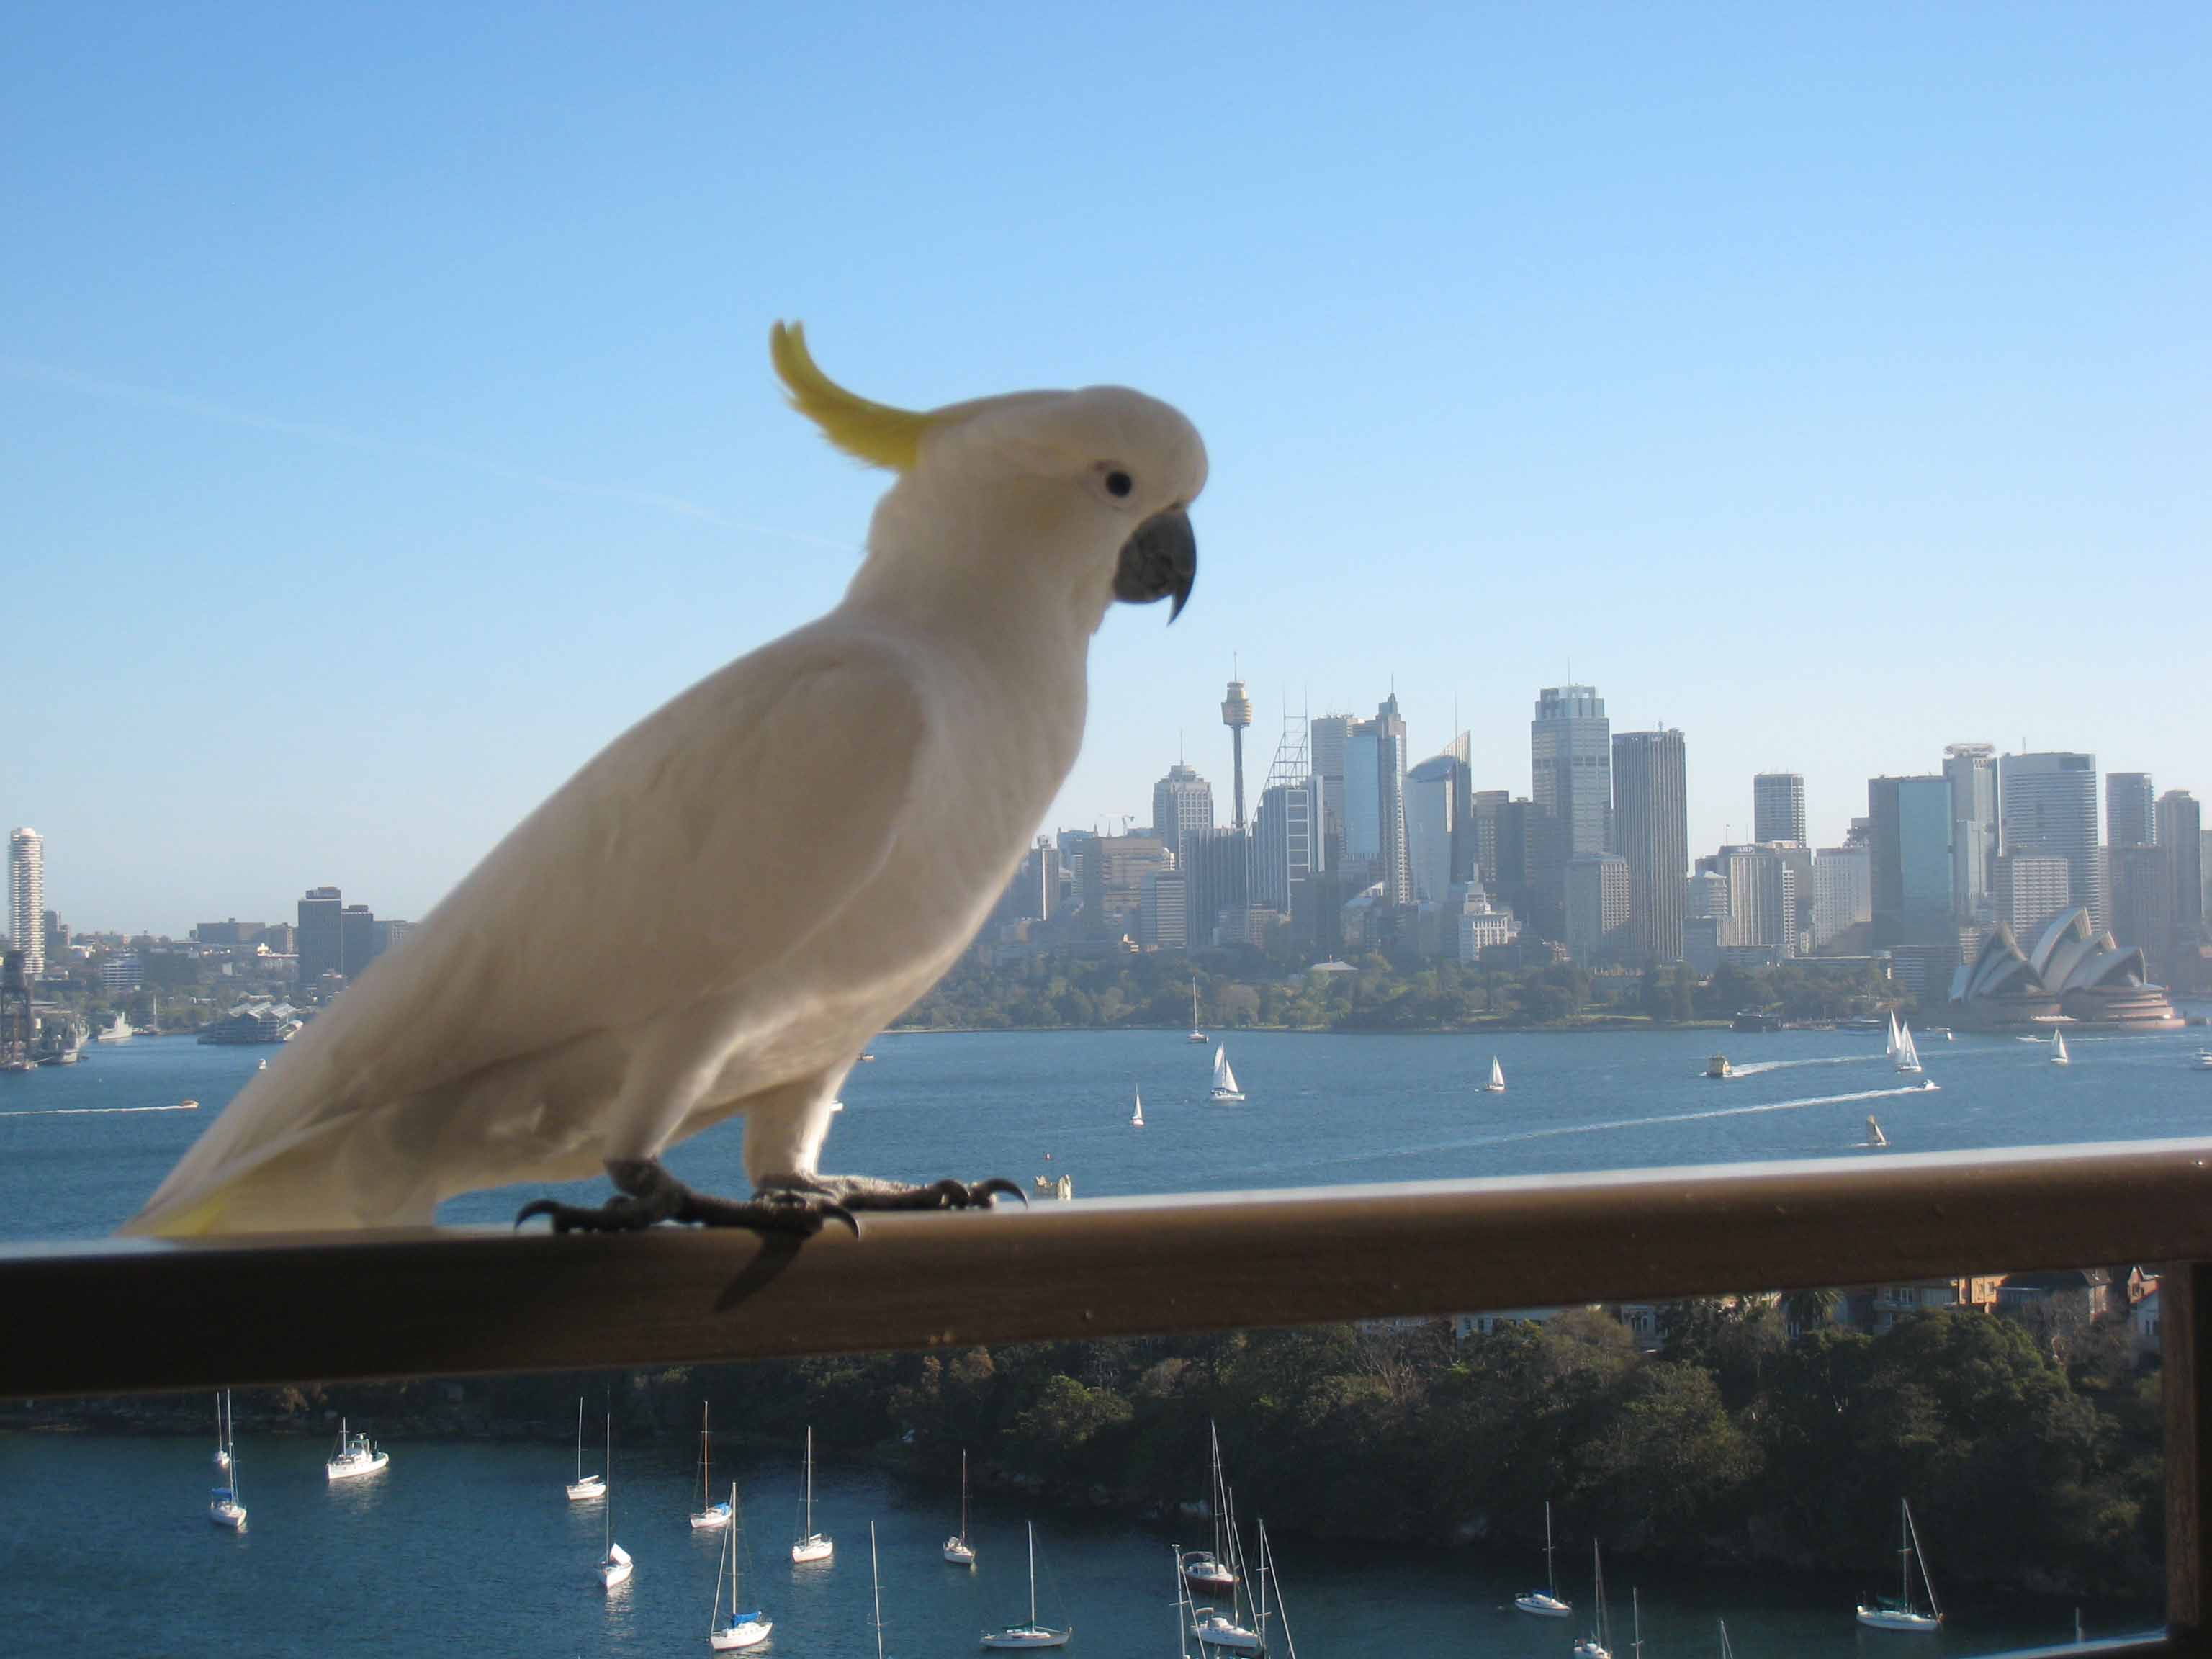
[122,622,929,1235]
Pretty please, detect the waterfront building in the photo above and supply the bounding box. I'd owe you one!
[1451,880,1517,963]
[1753,773,1807,847]
[1812,845,1873,949]
[1564,853,1630,966]
[1719,844,1795,957]
[1868,775,1954,947]
[1614,729,1689,965]
[1220,676,1254,830]
[2157,791,2203,965]
[1150,762,1215,872]
[1681,914,1723,976]
[2107,773,2156,851]
[1139,869,1189,950]
[2108,844,2171,969]
[98,954,141,993]
[1950,907,2183,1030]
[1943,743,2000,920]
[297,886,343,989]
[199,997,305,1044]
[341,903,379,981]
[1997,853,2074,949]
[1683,870,1732,927]
[2001,752,2104,932]
[7,828,45,981]
[1406,756,1455,904]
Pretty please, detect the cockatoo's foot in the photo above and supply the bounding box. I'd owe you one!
[768,1174,1028,1213]
[516,1158,858,1237]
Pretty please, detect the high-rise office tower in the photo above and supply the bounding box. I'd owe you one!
[1752,773,1806,846]
[1308,715,1352,871]
[1531,685,1611,856]
[1220,677,1254,831]
[7,829,45,981]
[1997,853,2074,948]
[1406,756,1456,904]
[1614,729,1689,964]
[1718,845,1796,956]
[341,903,379,980]
[2157,791,2203,961]
[1254,714,1320,918]
[1812,845,1873,948]
[1868,775,1954,947]
[2107,773,2156,850]
[2108,844,2171,967]
[1347,695,1410,905]
[1186,827,1251,948]
[1565,853,1631,965]
[1150,762,1215,871]
[1943,743,2000,920]
[2001,752,2104,932]
[297,886,343,987]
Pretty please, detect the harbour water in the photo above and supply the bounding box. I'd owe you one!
[1,1024,2200,1655]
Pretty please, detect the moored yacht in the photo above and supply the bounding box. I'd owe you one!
[325,1419,388,1481]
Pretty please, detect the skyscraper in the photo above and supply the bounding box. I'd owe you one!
[1997,853,2073,948]
[341,903,379,980]
[1531,685,1611,856]
[1405,756,1456,904]
[7,829,45,981]
[1719,844,1796,957]
[1752,773,1806,846]
[1565,853,1630,965]
[2156,790,2202,969]
[1254,714,1320,917]
[297,886,343,988]
[1812,845,1873,948]
[1308,715,1352,871]
[1943,743,2000,921]
[1220,677,1254,831]
[2001,752,2103,932]
[1150,762,1215,871]
[1867,775,1954,947]
[1347,695,1410,905]
[1614,729,1689,964]
[2107,773,2156,850]
[2108,844,2171,967]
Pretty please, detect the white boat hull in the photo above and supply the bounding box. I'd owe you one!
[1192,1615,1259,1651]
[601,1559,632,1590]
[791,1534,834,1563]
[1856,1608,1940,1632]
[1209,1089,1244,1103]
[566,1475,606,1501]
[208,1501,246,1529]
[945,1538,976,1565]
[984,1626,1075,1650]
[1516,1593,1573,1617]
[712,1619,773,1651]
[326,1451,389,1481]
[691,1501,733,1531]
[1573,1642,1612,1659]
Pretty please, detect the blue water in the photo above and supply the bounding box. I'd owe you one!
[2,1022,2207,1241]
[1,1028,2192,1655]
[0,1431,2144,1659]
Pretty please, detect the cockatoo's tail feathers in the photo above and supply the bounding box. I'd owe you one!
[772,322,935,472]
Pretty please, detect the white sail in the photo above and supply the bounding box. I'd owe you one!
[1885,1012,1901,1058]
[1132,1086,1144,1127]
[1893,1022,1921,1074]
[1488,1056,1506,1092]
[1211,1046,1242,1100]
[1867,1115,1889,1148]
[2051,1033,2070,1066]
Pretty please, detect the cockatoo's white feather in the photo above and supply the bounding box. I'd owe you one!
[122,328,1205,1236]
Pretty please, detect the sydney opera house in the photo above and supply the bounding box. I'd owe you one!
[1948,907,2185,1031]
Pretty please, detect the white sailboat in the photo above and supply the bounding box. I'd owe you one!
[1209,1045,1244,1103]
[1572,1541,1613,1659]
[1855,1498,1942,1632]
[566,1397,605,1501]
[325,1418,389,1481]
[791,1426,833,1563]
[1885,1012,1901,1059]
[1190,1482,1261,1653]
[709,1480,772,1650]
[1254,1521,1298,1659]
[1485,1054,1506,1094]
[1132,1084,1145,1128]
[945,1449,977,1565]
[981,1520,1074,1648]
[1181,1422,1240,1599]
[2051,1031,2071,1066]
[1188,979,1209,1043]
[1631,1588,1645,1659]
[598,1413,632,1589]
[212,1390,233,1470]
[1719,1619,1736,1659]
[1866,1115,1889,1149]
[207,1392,246,1529]
[871,1523,891,1659]
[1514,1499,1573,1617]
[691,1403,732,1529]
[1892,1021,1923,1076]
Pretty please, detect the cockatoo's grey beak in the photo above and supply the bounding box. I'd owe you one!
[1112,508,1198,621]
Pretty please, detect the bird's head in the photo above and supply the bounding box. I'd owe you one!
[773,322,1205,626]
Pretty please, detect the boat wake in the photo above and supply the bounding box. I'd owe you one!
[0,1101,202,1118]
[1719,1054,1872,1078]
[1249,1083,1941,1177]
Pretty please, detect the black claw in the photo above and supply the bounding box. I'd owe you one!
[822,1203,861,1238]
[513,1199,559,1231]
[975,1178,1028,1208]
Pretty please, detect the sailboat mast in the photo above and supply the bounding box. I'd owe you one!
[1028,1520,1039,1624]
[872,1521,886,1659]
[603,1412,613,1557]
[1632,1588,1643,1659]
[576,1398,584,1481]
[1899,1501,1911,1605]
[702,1403,711,1509]
[1906,1500,1941,1619]
[961,1449,969,1539]
[804,1426,814,1532]
[1545,1501,1557,1596]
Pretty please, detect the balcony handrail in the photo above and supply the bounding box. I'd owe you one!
[9,1135,2212,1400]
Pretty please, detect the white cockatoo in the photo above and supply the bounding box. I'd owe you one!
[121,324,1204,1237]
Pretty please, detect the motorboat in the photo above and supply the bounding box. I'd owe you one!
[325,1419,389,1481]
[1705,1054,1731,1079]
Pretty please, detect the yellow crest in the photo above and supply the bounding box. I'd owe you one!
[770,321,935,472]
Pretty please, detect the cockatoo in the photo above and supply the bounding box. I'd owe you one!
[121,324,1204,1238]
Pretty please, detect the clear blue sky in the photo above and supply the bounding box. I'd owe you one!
[5,5,2206,934]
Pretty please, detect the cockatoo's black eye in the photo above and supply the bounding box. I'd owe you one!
[1105,470,1133,498]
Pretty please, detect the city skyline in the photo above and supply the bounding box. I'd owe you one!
[6,9,2207,931]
